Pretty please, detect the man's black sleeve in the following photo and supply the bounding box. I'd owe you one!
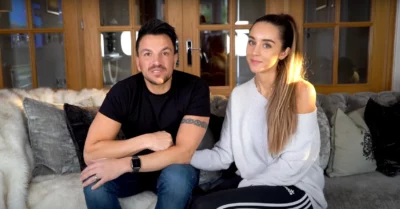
[98,83,128,123]
[186,79,211,117]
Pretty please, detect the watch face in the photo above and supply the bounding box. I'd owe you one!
[131,157,141,172]
[132,157,141,168]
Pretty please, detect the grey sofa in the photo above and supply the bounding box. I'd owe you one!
[0,88,399,209]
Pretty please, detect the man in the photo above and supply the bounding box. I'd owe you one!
[81,19,210,209]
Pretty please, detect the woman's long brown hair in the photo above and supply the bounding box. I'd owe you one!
[251,14,305,156]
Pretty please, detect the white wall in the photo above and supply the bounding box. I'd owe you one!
[393,0,400,91]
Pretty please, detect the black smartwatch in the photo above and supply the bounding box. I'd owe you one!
[131,156,141,173]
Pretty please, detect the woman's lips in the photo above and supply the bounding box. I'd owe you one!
[250,59,262,65]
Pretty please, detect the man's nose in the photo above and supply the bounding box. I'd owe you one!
[151,54,162,65]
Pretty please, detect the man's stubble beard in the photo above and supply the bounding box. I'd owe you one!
[144,64,173,85]
[145,74,172,85]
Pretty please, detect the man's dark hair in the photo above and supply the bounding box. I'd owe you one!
[136,19,177,55]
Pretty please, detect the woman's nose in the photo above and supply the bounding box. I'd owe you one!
[252,45,261,55]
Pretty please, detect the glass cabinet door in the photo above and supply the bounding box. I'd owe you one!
[304,0,371,85]
[82,0,165,88]
[0,0,81,89]
[182,0,266,95]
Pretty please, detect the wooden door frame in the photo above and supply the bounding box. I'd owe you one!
[81,0,102,89]
[64,0,86,90]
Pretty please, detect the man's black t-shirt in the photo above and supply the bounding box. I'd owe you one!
[99,70,210,153]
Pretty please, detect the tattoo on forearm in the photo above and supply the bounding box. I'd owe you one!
[181,118,208,129]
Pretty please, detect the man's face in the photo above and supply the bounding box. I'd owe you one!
[136,34,178,85]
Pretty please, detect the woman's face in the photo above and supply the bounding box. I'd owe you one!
[246,22,288,74]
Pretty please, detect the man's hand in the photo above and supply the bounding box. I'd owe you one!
[80,158,129,190]
[147,131,173,151]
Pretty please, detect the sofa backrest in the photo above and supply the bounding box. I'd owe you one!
[317,91,400,125]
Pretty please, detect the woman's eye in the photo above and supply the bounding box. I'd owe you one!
[263,44,271,48]
[248,40,255,45]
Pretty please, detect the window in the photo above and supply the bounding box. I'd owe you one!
[0,0,82,89]
[304,0,371,85]
[83,0,165,88]
[290,0,397,94]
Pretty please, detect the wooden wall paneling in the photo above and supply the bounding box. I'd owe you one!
[132,26,140,75]
[332,0,341,85]
[267,0,284,14]
[130,0,137,75]
[26,0,38,88]
[0,50,3,88]
[229,0,236,89]
[370,0,391,92]
[182,0,197,75]
[166,0,183,71]
[288,0,304,51]
[383,0,398,91]
[63,0,85,90]
[82,0,102,89]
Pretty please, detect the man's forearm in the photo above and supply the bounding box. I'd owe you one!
[84,134,149,164]
[138,146,192,172]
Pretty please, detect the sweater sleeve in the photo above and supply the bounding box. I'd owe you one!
[251,110,321,186]
[190,98,234,171]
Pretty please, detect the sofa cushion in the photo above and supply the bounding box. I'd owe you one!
[364,98,400,177]
[197,114,224,150]
[326,108,376,177]
[64,104,126,170]
[23,98,92,176]
[210,95,228,117]
[316,105,331,169]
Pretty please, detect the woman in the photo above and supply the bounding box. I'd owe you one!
[190,14,327,209]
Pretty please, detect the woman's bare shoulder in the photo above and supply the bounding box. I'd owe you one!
[295,79,316,114]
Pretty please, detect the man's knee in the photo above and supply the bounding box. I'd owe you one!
[83,181,116,204]
[84,182,105,201]
[157,164,199,194]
